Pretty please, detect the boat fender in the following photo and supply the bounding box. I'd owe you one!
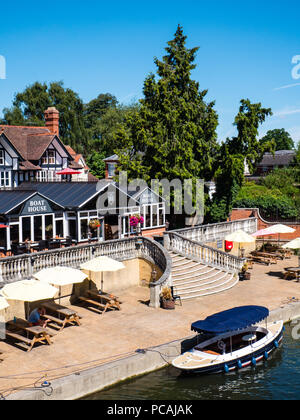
[237,360,242,369]
[251,357,256,366]
[274,340,279,348]
[224,364,229,373]
[264,351,268,360]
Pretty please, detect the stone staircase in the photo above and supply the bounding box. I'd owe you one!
[170,252,239,300]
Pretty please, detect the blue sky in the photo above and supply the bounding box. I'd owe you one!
[0,0,300,146]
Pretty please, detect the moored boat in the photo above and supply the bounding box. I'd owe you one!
[172,306,283,374]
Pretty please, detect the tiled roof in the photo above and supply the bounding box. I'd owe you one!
[16,182,109,209]
[0,126,54,160]
[0,190,36,214]
[257,150,296,167]
[19,161,42,171]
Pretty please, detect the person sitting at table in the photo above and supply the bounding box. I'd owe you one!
[24,238,32,253]
[28,307,49,328]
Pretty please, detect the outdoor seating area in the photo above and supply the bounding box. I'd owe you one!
[6,236,78,257]
[0,256,126,352]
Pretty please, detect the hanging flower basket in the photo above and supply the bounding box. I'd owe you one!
[89,219,101,229]
[129,214,144,228]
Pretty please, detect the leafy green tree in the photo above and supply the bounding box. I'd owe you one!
[1,81,90,154]
[115,25,219,185]
[84,93,118,130]
[260,128,294,151]
[234,181,298,219]
[207,100,274,222]
[88,103,139,156]
[86,151,106,179]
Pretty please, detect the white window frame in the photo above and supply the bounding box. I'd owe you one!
[0,150,4,166]
[78,210,104,242]
[0,171,10,187]
[48,150,55,164]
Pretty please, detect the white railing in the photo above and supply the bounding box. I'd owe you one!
[166,232,245,273]
[0,237,172,308]
[170,218,257,243]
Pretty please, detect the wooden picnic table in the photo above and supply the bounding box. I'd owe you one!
[41,302,81,331]
[249,252,277,265]
[280,249,293,259]
[78,290,122,314]
[284,267,300,282]
[6,318,53,352]
[253,251,281,261]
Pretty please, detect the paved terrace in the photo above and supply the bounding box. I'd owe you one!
[0,255,299,398]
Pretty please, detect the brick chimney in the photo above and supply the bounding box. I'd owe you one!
[44,107,59,136]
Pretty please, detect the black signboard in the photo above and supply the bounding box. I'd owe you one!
[21,194,53,216]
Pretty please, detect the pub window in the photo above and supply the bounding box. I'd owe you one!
[22,217,31,242]
[10,224,20,244]
[159,207,164,226]
[0,228,5,247]
[34,216,43,241]
[68,219,77,239]
[0,171,10,187]
[45,215,53,239]
[48,150,55,164]
[55,220,64,238]
[0,150,4,165]
[80,219,89,240]
[41,153,48,165]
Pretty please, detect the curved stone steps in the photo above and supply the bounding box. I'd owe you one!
[172,261,204,273]
[172,267,218,282]
[172,263,209,276]
[174,270,228,288]
[179,274,239,300]
[169,252,238,300]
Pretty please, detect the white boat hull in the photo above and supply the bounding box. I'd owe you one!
[172,321,283,375]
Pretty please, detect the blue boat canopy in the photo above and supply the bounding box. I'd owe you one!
[191,306,269,334]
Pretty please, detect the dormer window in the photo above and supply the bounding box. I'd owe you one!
[48,150,55,164]
[41,150,55,165]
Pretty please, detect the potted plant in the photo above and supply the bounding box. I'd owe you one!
[160,286,175,310]
[239,262,251,281]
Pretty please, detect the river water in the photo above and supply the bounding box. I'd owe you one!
[84,323,300,400]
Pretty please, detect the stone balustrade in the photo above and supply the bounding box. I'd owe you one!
[170,217,257,243]
[0,237,172,309]
[165,232,245,273]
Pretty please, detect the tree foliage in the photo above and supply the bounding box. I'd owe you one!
[115,25,219,185]
[0,82,137,160]
[207,100,274,222]
[234,180,299,219]
[260,128,294,151]
[1,81,90,154]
